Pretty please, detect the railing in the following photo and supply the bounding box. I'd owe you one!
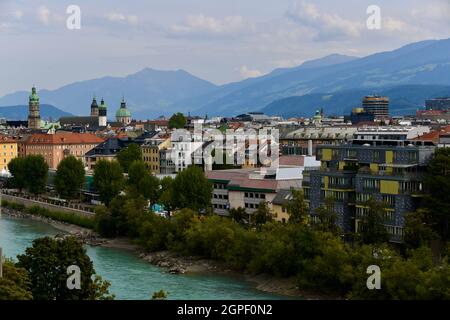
[1,189,96,213]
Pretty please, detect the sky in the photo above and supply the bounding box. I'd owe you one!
[1,0,450,96]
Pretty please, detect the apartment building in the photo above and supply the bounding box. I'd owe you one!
[0,135,18,173]
[206,155,319,218]
[303,142,435,242]
[141,137,171,173]
[280,126,358,156]
[20,132,104,169]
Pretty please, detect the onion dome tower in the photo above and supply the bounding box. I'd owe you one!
[28,86,41,129]
[98,98,108,127]
[115,98,132,125]
[90,96,99,116]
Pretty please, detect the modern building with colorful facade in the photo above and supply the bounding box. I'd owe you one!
[303,140,435,242]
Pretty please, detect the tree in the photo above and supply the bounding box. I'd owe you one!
[313,197,340,235]
[229,207,247,224]
[55,156,85,200]
[168,112,186,129]
[253,202,273,227]
[117,144,142,173]
[359,198,390,245]
[139,174,160,204]
[17,236,114,300]
[0,259,33,300]
[24,155,49,194]
[7,157,27,191]
[127,160,160,203]
[95,194,149,238]
[93,160,125,206]
[284,189,309,225]
[423,148,450,241]
[159,176,175,215]
[404,209,439,249]
[172,166,212,212]
[128,160,148,187]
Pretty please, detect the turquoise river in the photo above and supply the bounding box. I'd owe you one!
[0,215,288,300]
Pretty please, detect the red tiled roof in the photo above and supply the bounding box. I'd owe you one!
[416,110,446,116]
[0,135,17,143]
[279,155,305,166]
[148,120,169,126]
[24,133,104,145]
[206,169,278,192]
[229,178,278,191]
[414,125,450,143]
[206,170,249,181]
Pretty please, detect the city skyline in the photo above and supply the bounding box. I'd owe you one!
[1,0,450,96]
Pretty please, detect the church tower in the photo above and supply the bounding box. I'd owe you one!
[28,86,41,129]
[90,97,99,116]
[98,98,108,127]
[115,98,132,125]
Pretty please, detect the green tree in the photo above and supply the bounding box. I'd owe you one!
[54,156,85,200]
[0,259,33,300]
[252,202,273,227]
[117,144,142,173]
[7,157,27,191]
[24,155,49,194]
[95,195,149,238]
[229,207,247,224]
[423,148,450,241]
[284,189,309,225]
[127,160,160,204]
[128,160,148,187]
[404,209,439,249]
[17,237,114,300]
[159,176,175,215]
[359,198,390,245]
[93,160,125,206]
[172,166,212,212]
[313,197,340,235]
[168,112,186,129]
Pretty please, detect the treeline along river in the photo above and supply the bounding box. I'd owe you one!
[0,215,287,300]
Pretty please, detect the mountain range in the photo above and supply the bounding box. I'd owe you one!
[1,38,450,119]
[0,105,72,121]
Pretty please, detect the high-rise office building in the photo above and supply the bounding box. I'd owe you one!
[425,97,450,111]
[362,95,389,119]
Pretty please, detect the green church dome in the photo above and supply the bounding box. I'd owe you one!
[116,99,131,118]
[99,98,108,109]
[116,108,131,117]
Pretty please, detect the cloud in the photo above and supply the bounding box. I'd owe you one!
[107,12,140,26]
[170,14,254,37]
[239,65,265,78]
[12,10,23,20]
[37,6,50,25]
[285,1,362,41]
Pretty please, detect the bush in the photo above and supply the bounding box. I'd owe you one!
[25,206,95,229]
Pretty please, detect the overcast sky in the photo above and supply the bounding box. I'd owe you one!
[1,0,450,96]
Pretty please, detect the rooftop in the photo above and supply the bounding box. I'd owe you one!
[24,133,104,145]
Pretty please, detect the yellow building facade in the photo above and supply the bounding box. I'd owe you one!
[0,137,18,172]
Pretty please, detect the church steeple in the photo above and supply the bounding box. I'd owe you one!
[28,86,41,129]
[90,96,99,116]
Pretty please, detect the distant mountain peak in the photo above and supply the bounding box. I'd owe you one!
[300,53,359,69]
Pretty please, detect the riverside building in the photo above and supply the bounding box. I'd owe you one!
[303,134,435,242]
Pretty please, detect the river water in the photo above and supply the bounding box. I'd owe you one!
[0,215,287,300]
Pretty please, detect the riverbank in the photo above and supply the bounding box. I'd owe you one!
[2,208,339,299]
